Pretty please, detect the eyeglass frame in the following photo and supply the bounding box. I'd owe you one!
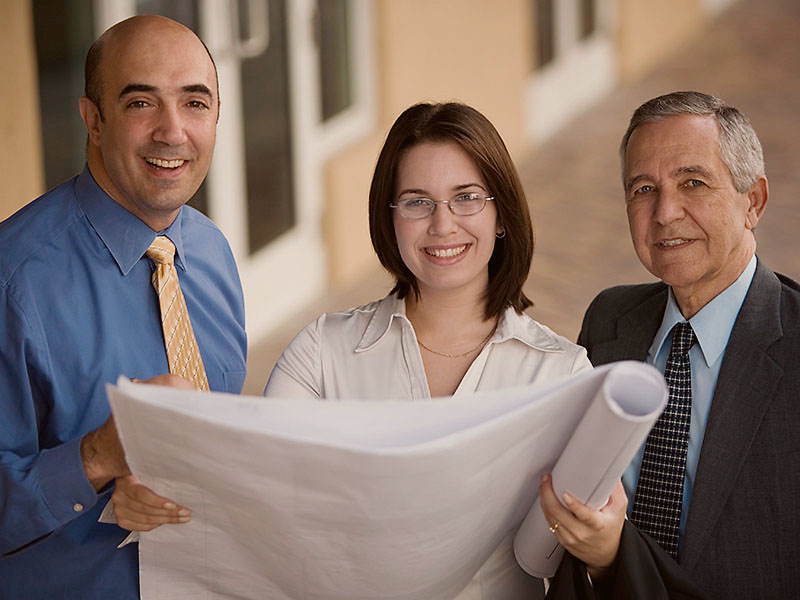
[389,193,495,220]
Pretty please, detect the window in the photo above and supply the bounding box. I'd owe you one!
[534,0,555,68]
[579,0,596,40]
[33,0,95,189]
[239,0,296,253]
[532,0,599,72]
[526,0,615,143]
[317,0,353,122]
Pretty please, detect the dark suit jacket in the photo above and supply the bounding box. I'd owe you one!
[548,260,800,600]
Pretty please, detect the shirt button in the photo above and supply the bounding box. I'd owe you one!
[73,503,84,512]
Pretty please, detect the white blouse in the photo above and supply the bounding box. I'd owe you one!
[264,293,591,599]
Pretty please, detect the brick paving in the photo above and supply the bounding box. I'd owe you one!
[243,0,800,394]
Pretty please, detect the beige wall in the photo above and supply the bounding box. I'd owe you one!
[322,132,384,286]
[377,0,530,155]
[0,0,43,219]
[617,0,708,80]
[323,0,531,287]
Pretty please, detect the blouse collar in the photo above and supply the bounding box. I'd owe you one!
[355,293,567,354]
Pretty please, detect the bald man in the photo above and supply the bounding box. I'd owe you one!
[0,16,247,598]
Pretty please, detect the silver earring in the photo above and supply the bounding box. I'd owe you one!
[496,229,506,239]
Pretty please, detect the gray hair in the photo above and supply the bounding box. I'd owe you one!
[619,91,765,193]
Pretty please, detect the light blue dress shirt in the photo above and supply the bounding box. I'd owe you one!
[0,167,247,599]
[622,255,757,548]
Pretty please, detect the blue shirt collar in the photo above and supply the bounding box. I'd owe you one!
[75,166,188,275]
[649,254,757,368]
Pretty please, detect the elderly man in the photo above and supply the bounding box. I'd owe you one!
[541,91,800,599]
[0,15,246,598]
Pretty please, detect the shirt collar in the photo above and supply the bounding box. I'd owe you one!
[355,293,566,354]
[355,293,408,352]
[649,255,757,368]
[75,165,188,275]
[493,304,566,352]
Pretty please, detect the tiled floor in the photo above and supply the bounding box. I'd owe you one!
[243,0,800,394]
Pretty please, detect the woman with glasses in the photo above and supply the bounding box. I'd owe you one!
[264,102,591,599]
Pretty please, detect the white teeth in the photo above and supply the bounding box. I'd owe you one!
[146,158,185,169]
[660,238,689,247]
[425,245,467,258]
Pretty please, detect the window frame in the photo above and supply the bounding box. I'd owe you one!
[525,0,617,143]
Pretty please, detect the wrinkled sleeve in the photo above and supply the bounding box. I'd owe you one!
[0,285,98,555]
[263,314,326,399]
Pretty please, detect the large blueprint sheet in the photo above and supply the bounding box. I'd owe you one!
[107,361,666,599]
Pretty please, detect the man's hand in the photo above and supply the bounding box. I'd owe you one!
[109,374,194,530]
[80,374,195,490]
[135,373,196,389]
[81,415,129,491]
[112,474,191,531]
[539,473,627,579]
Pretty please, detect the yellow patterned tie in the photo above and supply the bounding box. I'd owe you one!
[146,236,209,391]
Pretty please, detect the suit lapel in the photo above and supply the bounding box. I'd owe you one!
[680,261,784,572]
[591,290,667,364]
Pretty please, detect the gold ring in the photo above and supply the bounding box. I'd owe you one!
[549,522,560,534]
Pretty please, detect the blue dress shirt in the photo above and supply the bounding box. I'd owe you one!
[0,167,247,598]
[623,255,757,548]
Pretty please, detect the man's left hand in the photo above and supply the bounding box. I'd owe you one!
[112,474,191,532]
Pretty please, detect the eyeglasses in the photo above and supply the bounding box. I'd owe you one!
[390,193,495,220]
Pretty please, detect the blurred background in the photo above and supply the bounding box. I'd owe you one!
[2,0,798,394]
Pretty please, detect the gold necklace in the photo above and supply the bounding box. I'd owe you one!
[417,325,497,358]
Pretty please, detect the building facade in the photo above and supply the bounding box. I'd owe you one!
[1,0,735,344]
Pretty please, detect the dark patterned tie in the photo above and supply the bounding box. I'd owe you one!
[631,321,696,558]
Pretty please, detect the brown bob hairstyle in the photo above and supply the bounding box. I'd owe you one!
[369,102,533,320]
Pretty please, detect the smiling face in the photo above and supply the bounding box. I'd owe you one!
[393,141,501,300]
[624,114,766,316]
[79,16,219,231]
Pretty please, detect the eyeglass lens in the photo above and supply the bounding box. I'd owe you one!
[395,194,490,218]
